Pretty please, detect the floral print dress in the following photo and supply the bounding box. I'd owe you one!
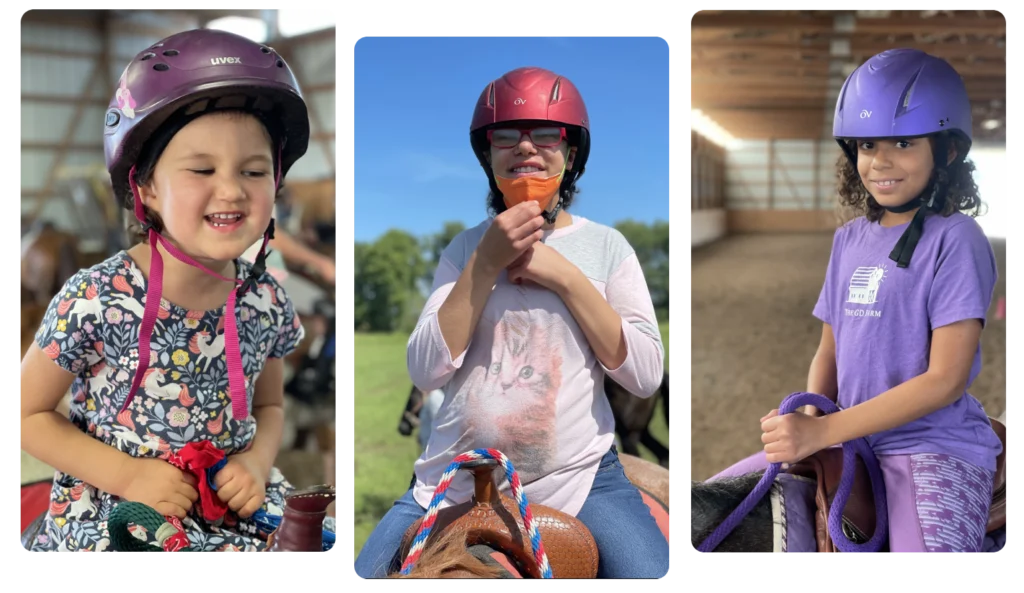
[28,251,309,551]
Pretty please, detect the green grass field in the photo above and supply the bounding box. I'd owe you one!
[354,321,669,553]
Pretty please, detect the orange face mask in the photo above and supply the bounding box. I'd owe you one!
[494,163,566,211]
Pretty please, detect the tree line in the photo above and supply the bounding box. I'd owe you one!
[355,220,669,333]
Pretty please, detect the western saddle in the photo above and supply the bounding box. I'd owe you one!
[397,459,599,578]
[786,416,1007,552]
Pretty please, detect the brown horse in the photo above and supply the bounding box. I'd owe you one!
[21,223,82,309]
[21,224,85,358]
[392,453,668,578]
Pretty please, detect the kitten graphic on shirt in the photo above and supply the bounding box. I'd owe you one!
[460,312,563,478]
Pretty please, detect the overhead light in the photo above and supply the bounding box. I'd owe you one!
[206,16,268,43]
[691,110,742,150]
[278,7,337,36]
[829,38,851,58]
[982,119,1001,130]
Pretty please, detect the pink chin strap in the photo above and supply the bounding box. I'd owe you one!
[119,153,282,422]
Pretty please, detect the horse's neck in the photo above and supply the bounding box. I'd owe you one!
[691,473,775,553]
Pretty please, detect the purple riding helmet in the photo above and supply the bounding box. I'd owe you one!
[104,28,310,421]
[833,48,972,268]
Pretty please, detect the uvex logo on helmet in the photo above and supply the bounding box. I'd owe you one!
[860,109,872,119]
[211,57,241,65]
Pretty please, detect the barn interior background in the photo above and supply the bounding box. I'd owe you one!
[20,9,337,511]
[690,10,1006,481]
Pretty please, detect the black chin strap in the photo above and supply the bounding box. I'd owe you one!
[887,171,947,269]
[542,194,563,225]
[237,218,276,297]
[886,136,953,269]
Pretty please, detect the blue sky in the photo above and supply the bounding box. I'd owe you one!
[354,37,669,243]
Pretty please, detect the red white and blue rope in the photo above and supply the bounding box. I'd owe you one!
[399,448,552,578]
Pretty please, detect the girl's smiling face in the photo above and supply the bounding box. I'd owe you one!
[139,111,275,263]
[856,136,956,210]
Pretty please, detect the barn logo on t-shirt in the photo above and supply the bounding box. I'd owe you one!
[846,265,888,306]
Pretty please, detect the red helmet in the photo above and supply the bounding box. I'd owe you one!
[470,67,591,204]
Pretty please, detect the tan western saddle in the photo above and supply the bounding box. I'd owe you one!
[786,417,1007,552]
[397,459,599,578]
[393,454,671,581]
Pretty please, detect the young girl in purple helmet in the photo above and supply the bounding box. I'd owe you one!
[711,48,1002,552]
[20,29,328,551]
[356,66,668,577]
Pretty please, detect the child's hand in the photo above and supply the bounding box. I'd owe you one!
[213,453,267,519]
[760,409,829,465]
[121,458,199,519]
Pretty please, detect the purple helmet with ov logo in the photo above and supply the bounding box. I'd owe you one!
[833,48,976,269]
[833,48,972,165]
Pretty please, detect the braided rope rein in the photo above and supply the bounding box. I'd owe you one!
[399,448,552,578]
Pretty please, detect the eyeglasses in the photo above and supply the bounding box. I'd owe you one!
[487,127,567,148]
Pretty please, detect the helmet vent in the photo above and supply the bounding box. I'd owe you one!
[891,68,923,121]
[153,63,170,72]
[276,59,284,68]
[162,49,179,57]
[901,69,922,109]
[140,53,156,61]
[551,78,561,103]
[261,46,271,54]
[488,84,495,107]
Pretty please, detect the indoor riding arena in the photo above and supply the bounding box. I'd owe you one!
[17,6,335,553]
[690,11,1006,481]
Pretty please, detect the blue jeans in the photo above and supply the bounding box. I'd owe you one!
[354,446,669,578]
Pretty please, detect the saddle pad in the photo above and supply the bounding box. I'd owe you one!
[638,490,669,543]
[776,473,818,553]
[21,480,50,534]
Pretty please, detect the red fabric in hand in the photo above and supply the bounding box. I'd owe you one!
[162,515,191,551]
[167,441,228,522]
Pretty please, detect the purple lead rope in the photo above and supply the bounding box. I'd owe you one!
[697,392,888,552]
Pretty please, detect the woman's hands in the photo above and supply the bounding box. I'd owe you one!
[475,201,546,276]
[506,242,579,294]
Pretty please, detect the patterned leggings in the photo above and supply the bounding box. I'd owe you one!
[881,453,994,552]
[709,450,994,552]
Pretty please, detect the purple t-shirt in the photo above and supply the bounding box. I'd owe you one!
[812,212,1001,471]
